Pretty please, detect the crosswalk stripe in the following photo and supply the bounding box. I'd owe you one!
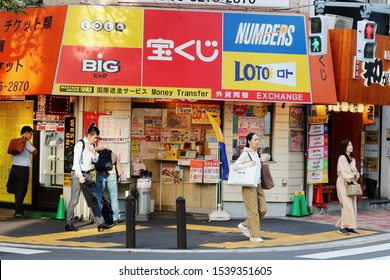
[297,243,390,259]
[367,255,390,260]
[0,246,49,255]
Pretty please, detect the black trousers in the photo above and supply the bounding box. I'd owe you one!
[79,177,104,226]
[7,165,29,214]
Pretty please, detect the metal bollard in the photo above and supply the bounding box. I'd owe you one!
[176,196,187,249]
[126,195,136,248]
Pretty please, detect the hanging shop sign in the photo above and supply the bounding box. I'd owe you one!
[64,117,76,187]
[50,6,312,103]
[329,30,389,105]
[0,6,68,95]
[362,104,375,125]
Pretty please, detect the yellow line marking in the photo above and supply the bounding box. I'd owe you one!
[0,223,380,249]
[201,229,378,248]
[167,224,379,249]
[0,225,149,248]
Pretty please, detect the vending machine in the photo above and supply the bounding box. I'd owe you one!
[39,129,65,189]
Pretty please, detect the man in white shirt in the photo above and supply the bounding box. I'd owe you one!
[65,125,114,232]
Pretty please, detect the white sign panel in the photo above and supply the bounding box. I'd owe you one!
[118,0,290,8]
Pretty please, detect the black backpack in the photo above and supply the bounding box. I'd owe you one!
[64,139,85,173]
[101,196,114,225]
[95,149,113,173]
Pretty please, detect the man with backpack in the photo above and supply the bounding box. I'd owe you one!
[95,148,122,224]
[65,124,114,232]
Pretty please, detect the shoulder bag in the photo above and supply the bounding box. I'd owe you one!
[261,163,275,190]
[346,182,362,196]
[7,137,26,155]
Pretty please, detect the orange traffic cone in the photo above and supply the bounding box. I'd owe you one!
[313,183,327,207]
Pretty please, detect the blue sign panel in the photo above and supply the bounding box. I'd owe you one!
[223,13,308,55]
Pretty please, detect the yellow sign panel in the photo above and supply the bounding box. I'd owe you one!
[63,6,143,48]
[53,84,212,99]
[223,52,311,93]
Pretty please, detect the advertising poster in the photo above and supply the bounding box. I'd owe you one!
[162,166,184,184]
[289,130,304,152]
[189,160,203,183]
[203,160,220,183]
[192,104,221,124]
[289,107,304,128]
[83,112,107,136]
[306,116,329,184]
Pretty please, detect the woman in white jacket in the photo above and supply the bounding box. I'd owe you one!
[232,133,267,243]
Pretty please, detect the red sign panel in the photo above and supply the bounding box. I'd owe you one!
[56,46,142,86]
[142,10,222,90]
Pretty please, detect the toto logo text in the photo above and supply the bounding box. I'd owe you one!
[80,20,126,32]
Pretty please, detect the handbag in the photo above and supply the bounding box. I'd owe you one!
[346,182,362,196]
[261,164,274,190]
[7,137,26,155]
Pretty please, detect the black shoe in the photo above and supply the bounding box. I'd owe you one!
[347,228,359,235]
[339,228,350,235]
[65,223,78,232]
[14,213,25,218]
[97,223,115,232]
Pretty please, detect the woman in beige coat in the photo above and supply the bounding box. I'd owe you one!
[336,139,360,235]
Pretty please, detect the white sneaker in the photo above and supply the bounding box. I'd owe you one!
[250,237,264,243]
[238,222,250,238]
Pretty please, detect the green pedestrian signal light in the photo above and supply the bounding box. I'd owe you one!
[308,15,327,56]
[310,36,322,53]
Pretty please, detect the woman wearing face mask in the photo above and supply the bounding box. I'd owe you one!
[232,133,267,243]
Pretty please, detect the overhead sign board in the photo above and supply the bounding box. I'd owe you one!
[0,6,67,95]
[118,0,290,8]
[53,6,312,103]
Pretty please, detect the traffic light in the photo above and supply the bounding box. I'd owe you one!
[308,15,327,56]
[356,20,377,62]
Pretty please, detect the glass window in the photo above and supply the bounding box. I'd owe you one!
[231,105,272,160]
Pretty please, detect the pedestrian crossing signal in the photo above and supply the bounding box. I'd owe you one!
[357,20,377,62]
[310,36,322,53]
[308,15,327,56]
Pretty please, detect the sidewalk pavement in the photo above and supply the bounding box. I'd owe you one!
[1,207,390,250]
